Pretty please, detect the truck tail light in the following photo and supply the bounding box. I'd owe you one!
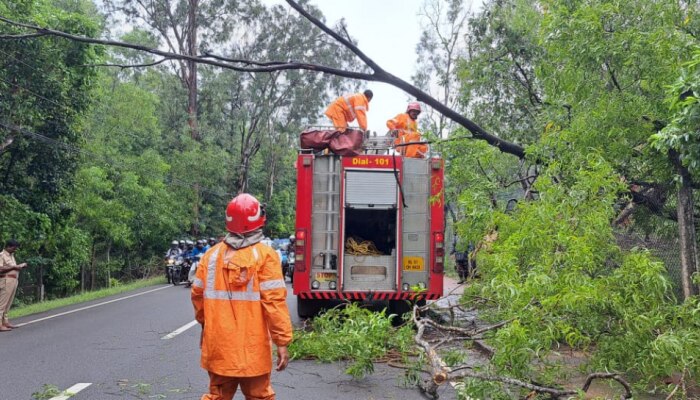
[296,229,307,272]
[433,232,444,273]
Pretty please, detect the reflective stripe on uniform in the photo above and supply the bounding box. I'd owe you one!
[205,247,220,292]
[354,106,366,111]
[202,246,261,302]
[193,277,204,288]
[204,289,261,301]
[260,279,285,291]
[343,95,356,120]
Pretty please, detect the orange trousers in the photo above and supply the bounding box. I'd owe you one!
[324,108,348,131]
[201,372,275,400]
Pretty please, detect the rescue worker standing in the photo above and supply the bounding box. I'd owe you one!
[324,90,373,132]
[192,193,293,400]
[387,102,428,158]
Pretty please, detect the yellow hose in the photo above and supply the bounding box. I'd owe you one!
[345,236,383,256]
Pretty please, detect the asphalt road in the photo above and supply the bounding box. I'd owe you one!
[0,280,459,400]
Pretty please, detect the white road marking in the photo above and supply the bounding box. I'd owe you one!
[161,319,199,340]
[49,383,92,400]
[16,285,172,328]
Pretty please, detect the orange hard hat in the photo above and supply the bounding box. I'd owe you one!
[225,193,266,234]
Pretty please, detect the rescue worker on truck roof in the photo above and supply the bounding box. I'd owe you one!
[387,101,428,158]
[325,89,373,131]
[191,193,293,400]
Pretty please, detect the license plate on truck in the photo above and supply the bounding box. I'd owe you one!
[403,256,424,271]
[315,272,337,281]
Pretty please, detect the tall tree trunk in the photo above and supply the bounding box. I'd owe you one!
[671,150,700,300]
[191,185,200,236]
[266,155,277,203]
[89,240,96,292]
[187,0,201,233]
[106,241,111,288]
[187,0,199,141]
[237,153,250,193]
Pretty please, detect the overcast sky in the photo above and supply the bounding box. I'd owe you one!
[310,0,425,133]
[264,0,480,133]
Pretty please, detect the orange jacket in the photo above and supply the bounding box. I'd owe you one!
[191,242,293,377]
[324,93,370,130]
[386,113,427,158]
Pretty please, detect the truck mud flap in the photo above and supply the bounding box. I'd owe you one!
[297,292,441,300]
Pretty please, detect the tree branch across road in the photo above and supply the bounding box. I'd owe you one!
[0,0,526,159]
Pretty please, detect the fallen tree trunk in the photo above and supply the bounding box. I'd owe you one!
[411,304,633,400]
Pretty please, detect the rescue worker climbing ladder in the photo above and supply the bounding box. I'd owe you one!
[324,89,373,131]
[192,193,293,400]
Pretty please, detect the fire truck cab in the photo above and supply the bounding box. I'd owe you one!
[292,133,445,318]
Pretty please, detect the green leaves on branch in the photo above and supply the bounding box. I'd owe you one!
[289,303,414,379]
[653,47,700,176]
[465,158,698,389]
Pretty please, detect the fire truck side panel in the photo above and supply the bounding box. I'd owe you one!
[429,157,445,296]
[400,158,432,291]
[292,154,315,294]
[308,156,341,291]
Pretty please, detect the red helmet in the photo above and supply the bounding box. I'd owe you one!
[406,102,422,113]
[225,193,266,234]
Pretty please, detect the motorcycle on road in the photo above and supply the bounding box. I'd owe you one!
[167,256,185,285]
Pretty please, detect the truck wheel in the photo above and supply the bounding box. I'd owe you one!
[297,298,322,319]
[388,300,413,325]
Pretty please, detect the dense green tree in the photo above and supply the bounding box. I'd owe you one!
[0,0,101,212]
[435,0,700,395]
[0,0,102,300]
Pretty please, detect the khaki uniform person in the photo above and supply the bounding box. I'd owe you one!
[0,239,27,332]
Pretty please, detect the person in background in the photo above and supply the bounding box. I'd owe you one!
[166,240,183,258]
[0,239,27,332]
[165,240,183,284]
[324,90,373,132]
[454,248,468,284]
[192,193,292,400]
[193,240,207,257]
[386,102,428,158]
[187,240,208,286]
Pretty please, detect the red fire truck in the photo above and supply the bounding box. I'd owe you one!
[292,134,445,318]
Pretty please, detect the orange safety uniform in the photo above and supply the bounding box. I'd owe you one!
[192,241,292,399]
[324,92,370,131]
[386,113,428,158]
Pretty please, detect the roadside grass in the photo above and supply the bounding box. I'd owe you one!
[9,276,166,319]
